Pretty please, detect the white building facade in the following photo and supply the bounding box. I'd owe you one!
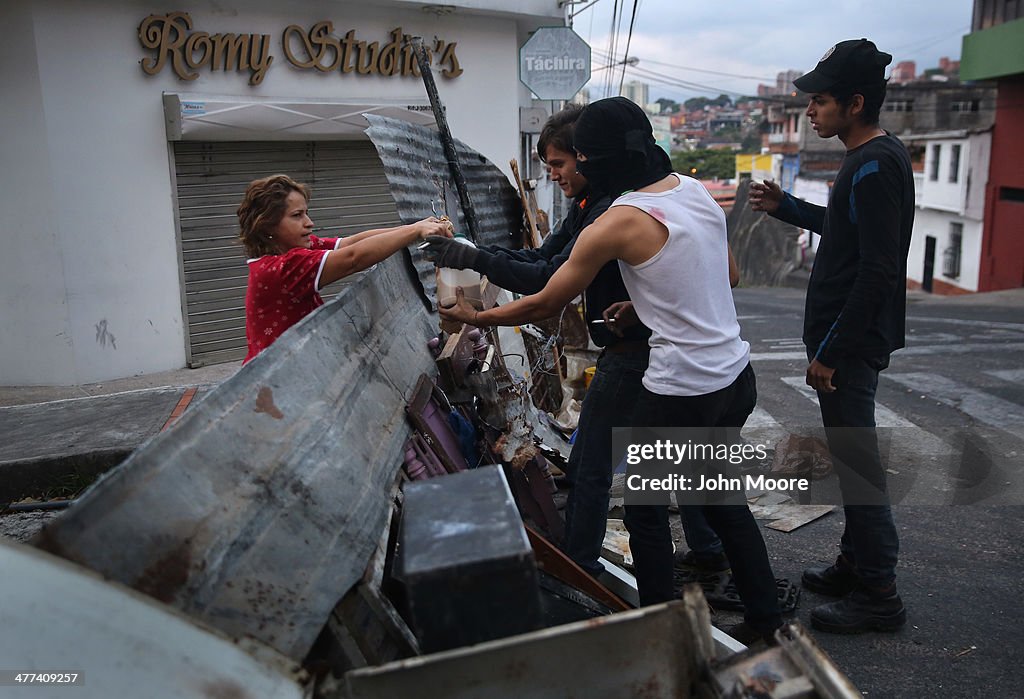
[1,0,565,385]
[905,130,991,294]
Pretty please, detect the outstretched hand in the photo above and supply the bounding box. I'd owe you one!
[749,180,784,214]
[417,217,455,240]
[437,287,480,326]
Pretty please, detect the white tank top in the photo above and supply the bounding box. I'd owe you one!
[613,174,750,396]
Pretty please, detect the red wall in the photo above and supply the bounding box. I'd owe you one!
[980,75,1024,291]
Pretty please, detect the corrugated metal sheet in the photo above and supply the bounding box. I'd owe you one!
[33,255,436,661]
[364,114,523,308]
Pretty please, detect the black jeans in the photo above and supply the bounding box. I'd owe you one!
[623,364,783,633]
[816,353,899,589]
[563,349,649,575]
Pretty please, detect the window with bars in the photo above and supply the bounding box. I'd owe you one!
[929,144,941,181]
[949,144,962,183]
[884,100,914,112]
[950,100,980,112]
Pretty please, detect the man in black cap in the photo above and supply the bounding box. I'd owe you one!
[441,96,783,645]
[749,39,914,634]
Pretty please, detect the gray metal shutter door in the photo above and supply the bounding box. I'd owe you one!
[174,141,402,367]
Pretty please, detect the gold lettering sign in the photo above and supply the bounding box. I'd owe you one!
[138,13,463,84]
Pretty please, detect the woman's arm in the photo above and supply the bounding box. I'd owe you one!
[319,218,450,288]
[334,216,455,249]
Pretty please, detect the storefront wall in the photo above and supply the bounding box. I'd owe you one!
[1,0,544,385]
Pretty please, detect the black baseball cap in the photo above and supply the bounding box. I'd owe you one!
[793,39,892,93]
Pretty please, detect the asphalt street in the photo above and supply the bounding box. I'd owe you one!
[729,286,1024,698]
[1,287,1020,697]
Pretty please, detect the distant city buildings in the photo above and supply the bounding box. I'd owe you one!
[891,61,916,83]
[620,80,649,108]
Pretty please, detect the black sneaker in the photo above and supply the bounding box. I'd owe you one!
[802,556,858,596]
[674,549,731,573]
[722,621,780,647]
[810,586,907,634]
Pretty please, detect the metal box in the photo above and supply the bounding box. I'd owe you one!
[396,465,541,653]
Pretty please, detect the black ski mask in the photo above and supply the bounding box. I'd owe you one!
[573,97,672,197]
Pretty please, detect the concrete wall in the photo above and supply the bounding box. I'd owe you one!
[1,0,545,385]
[0,4,74,385]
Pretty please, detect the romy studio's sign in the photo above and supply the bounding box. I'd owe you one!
[138,12,463,86]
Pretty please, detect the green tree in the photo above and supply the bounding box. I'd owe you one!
[712,126,742,142]
[684,96,710,111]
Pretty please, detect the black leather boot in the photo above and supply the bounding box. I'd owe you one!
[723,621,781,647]
[810,585,907,634]
[802,555,858,596]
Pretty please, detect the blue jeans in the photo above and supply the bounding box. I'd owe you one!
[563,349,649,575]
[624,364,782,633]
[815,353,900,589]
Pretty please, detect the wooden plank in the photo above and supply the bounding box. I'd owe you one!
[510,158,540,248]
[524,524,631,613]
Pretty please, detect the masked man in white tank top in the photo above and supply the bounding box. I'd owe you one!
[441,97,782,644]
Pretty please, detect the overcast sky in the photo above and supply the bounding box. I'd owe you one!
[571,0,974,103]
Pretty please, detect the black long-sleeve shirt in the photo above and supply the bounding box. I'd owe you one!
[473,190,652,348]
[772,134,914,365]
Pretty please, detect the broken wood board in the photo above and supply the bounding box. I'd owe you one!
[510,158,540,248]
[601,518,632,568]
[32,256,437,661]
[525,523,630,612]
[764,505,836,532]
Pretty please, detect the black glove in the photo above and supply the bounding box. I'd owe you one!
[421,235,479,270]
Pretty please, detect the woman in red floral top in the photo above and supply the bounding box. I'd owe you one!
[238,174,451,363]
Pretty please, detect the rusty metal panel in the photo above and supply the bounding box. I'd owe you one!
[1,540,306,699]
[364,114,523,308]
[32,256,436,661]
[343,591,713,699]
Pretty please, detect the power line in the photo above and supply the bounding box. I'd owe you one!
[593,48,776,83]
[618,0,640,95]
[890,26,970,55]
[602,0,621,98]
[619,62,752,98]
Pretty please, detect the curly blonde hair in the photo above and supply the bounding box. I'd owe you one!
[237,174,311,258]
